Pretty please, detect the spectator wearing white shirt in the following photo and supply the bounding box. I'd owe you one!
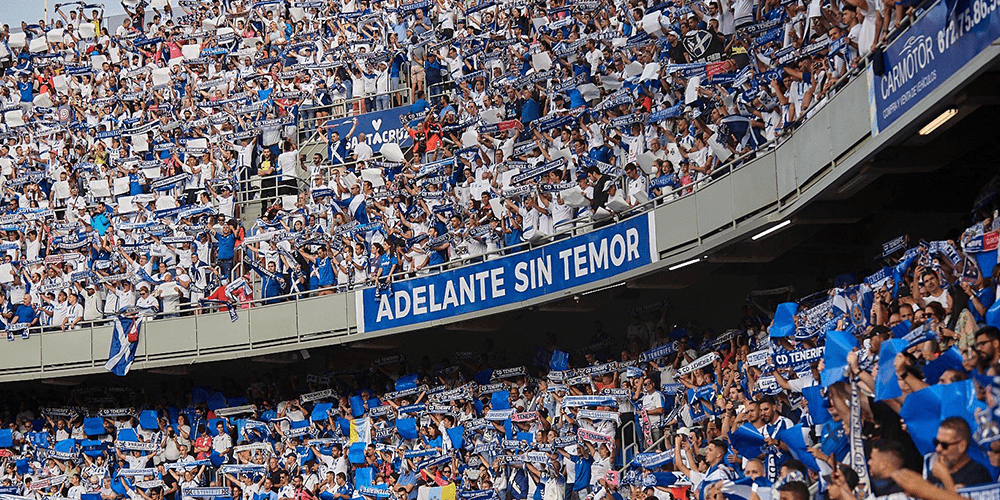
[352,134,373,162]
[63,293,84,330]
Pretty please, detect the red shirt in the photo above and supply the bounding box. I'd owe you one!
[205,286,230,311]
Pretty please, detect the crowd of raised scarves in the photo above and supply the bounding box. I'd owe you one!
[0,0,907,323]
[6,182,1000,500]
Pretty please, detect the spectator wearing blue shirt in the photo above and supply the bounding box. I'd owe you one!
[424,53,444,94]
[960,276,995,325]
[211,222,237,279]
[519,89,541,126]
[559,443,593,498]
[503,212,523,253]
[9,295,38,341]
[389,44,406,105]
[90,204,111,236]
[331,473,352,500]
[373,243,398,299]
[299,244,336,296]
[410,90,431,116]
[253,478,280,500]
[257,261,286,305]
[425,227,450,267]
[16,76,32,105]
[326,118,357,167]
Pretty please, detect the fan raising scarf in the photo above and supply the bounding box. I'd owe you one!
[847,375,872,498]
[635,400,654,448]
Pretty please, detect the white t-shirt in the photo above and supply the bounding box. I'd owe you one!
[641,391,665,426]
[353,141,373,161]
[278,150,299,181]
[65,302,84,327]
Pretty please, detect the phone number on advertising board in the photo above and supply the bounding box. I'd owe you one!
[940,0,1000,51]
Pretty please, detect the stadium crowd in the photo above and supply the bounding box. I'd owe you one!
[3,2,1000,500]
[0,0,909,321]
[4,181,1000,500]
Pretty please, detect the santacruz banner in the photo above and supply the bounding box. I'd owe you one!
[326,105,413,150]
[357,213,657,332]
[867,0,1000,135]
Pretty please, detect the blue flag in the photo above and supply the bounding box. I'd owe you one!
[923,347,965,385]
[396,374,418,391]
[802,385,830,425]
[447,426,464,450]
[105,315,144,376]
[550,350,570,371]
[899,380,997,477]
[821,330,858,387]
[0,430,12,448]
[875,339,907,401]
[350,396,366,417]
[81,439,105,457]
[776,424,820,471]
[396,418,419,440]
[139,410,159,430]
[890,320,911,338]
[312,403,333,422]
[355,467,373,488]
[117,428,139,443]
[769,302,798,337]
[84,418,105,436]
[491,391,510,411]
[348,442,367,464]
[728,423,767,459]
[899,380,987,455]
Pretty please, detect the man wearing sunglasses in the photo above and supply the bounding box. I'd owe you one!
[924,417,992,490]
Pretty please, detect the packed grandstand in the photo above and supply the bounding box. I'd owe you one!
[0,0,878,326]
[0,3,998,500]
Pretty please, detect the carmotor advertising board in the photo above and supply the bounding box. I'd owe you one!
[868,0,1000,135]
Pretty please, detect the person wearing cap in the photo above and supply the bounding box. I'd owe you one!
[423,51,445,96]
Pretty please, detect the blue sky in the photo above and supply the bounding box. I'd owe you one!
[5,1,124,28]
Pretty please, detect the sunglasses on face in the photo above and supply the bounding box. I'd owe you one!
[933,438,962,450]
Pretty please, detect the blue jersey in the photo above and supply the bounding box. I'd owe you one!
[17,81,32,102]
[13,304,35,325]
[216,233,236,260]
[379,254,397,276]
[263,274,284,300]
[572,455,593,491]
[317,256,335,286]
